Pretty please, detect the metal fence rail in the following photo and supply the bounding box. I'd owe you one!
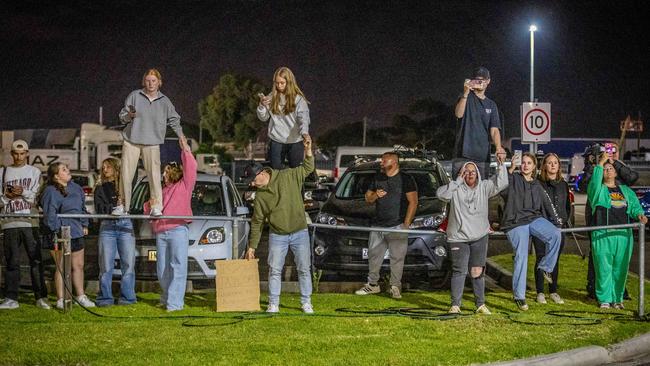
[0,213,646,317]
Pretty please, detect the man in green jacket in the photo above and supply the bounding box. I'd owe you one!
[244,139,315,314]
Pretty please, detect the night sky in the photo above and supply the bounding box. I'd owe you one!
[1,1,648,142]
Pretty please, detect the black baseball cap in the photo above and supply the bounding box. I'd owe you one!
[472,66,490,80]
[242,162,265,185]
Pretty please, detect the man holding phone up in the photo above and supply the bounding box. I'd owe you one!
[453,67,505,177]
[112,69,184,216]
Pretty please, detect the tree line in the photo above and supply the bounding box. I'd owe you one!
[198,73,457,159]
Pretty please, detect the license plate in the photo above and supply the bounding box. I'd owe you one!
[362,248,390,260]
[148,250,157,261]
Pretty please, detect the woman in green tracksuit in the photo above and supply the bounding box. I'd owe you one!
[587,153,648,309]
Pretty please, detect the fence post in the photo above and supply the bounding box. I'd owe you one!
[639,222,645,319]
[61,226,72,313]
[232,218,239,259]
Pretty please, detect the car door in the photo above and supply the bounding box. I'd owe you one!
[225,178,249,258]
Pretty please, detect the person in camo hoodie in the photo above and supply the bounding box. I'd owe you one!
[436,159,508,315]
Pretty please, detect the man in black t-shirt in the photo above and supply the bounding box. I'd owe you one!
[453,66,506,177]
[355,152,418,299]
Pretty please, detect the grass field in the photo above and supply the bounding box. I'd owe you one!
[1,254,649,366]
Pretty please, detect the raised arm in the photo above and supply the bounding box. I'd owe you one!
[454,80,471,118]
[180,136,197,187]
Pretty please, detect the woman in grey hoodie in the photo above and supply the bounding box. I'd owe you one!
[257,67,311,169]
[437,161,508,314]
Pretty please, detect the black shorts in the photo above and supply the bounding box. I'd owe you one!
[41,234,85,253]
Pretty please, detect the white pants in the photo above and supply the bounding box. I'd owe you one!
[121,139,162,211]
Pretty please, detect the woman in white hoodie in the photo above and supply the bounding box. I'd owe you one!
[257,67,311,169]
[436,160,508,314]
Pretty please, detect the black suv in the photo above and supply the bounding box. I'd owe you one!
[311,150,451,287]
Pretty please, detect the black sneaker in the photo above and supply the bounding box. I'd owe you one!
[514,299,528,311]
[542,271,553,285]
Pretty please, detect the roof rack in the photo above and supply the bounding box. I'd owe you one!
[392,144,442,163]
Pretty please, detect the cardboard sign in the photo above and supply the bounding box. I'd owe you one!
[215,259,260,312]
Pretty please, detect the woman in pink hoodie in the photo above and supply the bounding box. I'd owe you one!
[145,136,196,311]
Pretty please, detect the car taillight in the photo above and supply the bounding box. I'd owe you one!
[83,187,93,195]
[437,217,448,233]
[568,190,575,203]
[333,167,339,178]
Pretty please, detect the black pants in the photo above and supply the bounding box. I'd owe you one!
[2,227,48,301]
[533,234,565,293]
[268,140,304,169]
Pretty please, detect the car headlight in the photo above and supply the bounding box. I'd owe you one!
[410,214,445,229]
[316,213,345,226]
[314,245,325,256]
[199,228,225,244]
[303,191,313,200]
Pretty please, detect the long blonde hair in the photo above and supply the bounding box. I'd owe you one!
[98,157,121,184]
[539,153,564,183]
[270,67,308,115]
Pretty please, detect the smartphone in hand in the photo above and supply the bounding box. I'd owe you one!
[514,150,522,166]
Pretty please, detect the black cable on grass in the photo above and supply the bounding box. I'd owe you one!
[547,310,650,323]
[501,311,602,326]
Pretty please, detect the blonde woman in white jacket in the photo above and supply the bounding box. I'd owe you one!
[257,67,311,169]
[436,160,508,314]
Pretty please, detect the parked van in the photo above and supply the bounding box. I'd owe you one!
[333,146,393,181]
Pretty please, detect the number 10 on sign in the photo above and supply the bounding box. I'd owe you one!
[521,102,551,143]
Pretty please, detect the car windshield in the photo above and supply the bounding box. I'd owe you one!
[191,183,226,216]
[335,169,442,199]
[72,175,89,187]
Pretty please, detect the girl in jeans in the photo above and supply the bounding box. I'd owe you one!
[533,153,570,305]
[94,157,136,307]
[145,136,196,311]
[257,66,311,169]
[501,153,562,311]
[39,163,95,309]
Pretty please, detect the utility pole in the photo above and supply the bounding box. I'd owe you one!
[362,116,367,147]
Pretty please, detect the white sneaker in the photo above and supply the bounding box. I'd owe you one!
[549,293,564,304]
[36,298,51,310]
[0,299,19,309]
[266,304,279,313]
[76,295,96,308]
[536,293,547,304]
[476,304,492,315]
[111,205,127,216]
[150,208,163,217]
[56,298,64,310]
[302,303,314,314]
[390,285,402,299]
[448,305,461,314]
[355,283,380,295]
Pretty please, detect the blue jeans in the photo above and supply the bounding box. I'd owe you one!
[97,219,136,306]
[268,229,312,306]
[506,218,561,300]
[156,225,189,310]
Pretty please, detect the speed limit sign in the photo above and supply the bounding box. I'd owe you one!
[521,102,551,143]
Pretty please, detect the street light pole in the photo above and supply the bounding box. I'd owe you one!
[529,24,537,154]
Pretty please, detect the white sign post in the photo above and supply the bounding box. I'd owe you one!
[521,102,551,153]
